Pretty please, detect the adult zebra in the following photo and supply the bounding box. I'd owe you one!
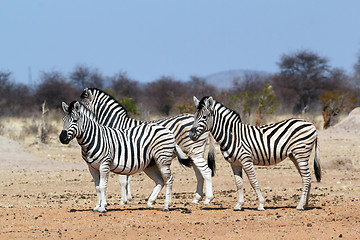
[59,101,191,213]
[80,88,216,205]
[190,96,321,211]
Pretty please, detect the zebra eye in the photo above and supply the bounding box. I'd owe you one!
[202,116,207,120]
[73,119,78,123]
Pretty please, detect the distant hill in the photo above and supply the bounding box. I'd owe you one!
[204,69,269,89]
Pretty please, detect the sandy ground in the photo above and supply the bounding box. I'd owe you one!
[1,117,360,239]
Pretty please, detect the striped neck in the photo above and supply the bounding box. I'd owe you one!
[76,105,99,147]
[211,102,242,151]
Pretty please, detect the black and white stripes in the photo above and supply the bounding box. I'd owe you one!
[59,101,190,212]
[190,96,321,211]
[80,88,216,204]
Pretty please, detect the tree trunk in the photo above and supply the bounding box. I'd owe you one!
[256,109,262,126]
[322,106,331,129]
[38,101,49,144]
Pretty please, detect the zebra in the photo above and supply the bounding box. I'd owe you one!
[189,96,321,211]
[80,88,216,205]
[59,100,191,213]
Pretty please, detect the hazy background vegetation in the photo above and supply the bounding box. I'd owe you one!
[1,49,360,128]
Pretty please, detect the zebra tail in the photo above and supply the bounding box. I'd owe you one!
[208,135,216,177]
[175,144,192,167]
[314,137,321,182]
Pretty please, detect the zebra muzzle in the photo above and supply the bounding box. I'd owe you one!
[59,130,71,144]
[189,127,199,141]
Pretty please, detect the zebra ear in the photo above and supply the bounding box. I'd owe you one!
[74,101,81,111]
[193,96,200,107]
[81,88,94,101]
[86,88,94,100]
[205,96,215,108]
[62,102,69,113]
[208,96,215,107]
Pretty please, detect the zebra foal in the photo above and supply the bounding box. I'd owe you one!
[59,101,190,212]
[189,96,321,211]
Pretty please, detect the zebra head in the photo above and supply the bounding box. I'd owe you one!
[59,101,82,144]
[80,88,95,111]
[189,96,215,141]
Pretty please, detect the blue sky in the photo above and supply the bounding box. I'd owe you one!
[1,0,360,85]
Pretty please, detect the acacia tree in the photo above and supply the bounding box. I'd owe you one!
[69,64,104,90]
[319,90,357,129]
[109,72,142,99]
[144,76,186,115]
[36,71,78,109]
[254,83,278,126]
[176,76,217,114]
[232,82,278,126]
[272,50,330,113]
[104,72,143,115]
[230,72,270,124]
[0,71,35,116]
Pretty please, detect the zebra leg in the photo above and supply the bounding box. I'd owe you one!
[191,158,213,205]
[118,175,129,205]
[242,160,265,211]
[192,166,204,204]
[95,163,110,213]
[126,175,133,201]
[158,164,174,212]
[231,164,245,211]
[88,166,102,212]
[144,165,164,209]
[290,153,312,210]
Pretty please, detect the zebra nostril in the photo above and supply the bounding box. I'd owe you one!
[59,130,70,144]
[190,128,197,134]
[189,128,199,140]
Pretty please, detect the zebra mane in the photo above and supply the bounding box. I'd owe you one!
[68,100,78,112]
[198,96,242,122]
[81,88,128,116]
[197,96,211,110]
[68,100,97,120]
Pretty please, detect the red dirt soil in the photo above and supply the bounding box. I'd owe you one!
[0,121,359,239]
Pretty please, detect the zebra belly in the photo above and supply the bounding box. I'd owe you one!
[109,154,152,175]
[252,152,288,166]
[111,165,144,175]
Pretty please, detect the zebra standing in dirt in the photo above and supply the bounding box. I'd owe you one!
[59,101,190,213]
[189,96,321,211]
[80,88,216,205]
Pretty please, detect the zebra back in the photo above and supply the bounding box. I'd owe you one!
[62,101,180,174]
[81,88,142,129]
[80,88,209,155]
[194,96,318,166]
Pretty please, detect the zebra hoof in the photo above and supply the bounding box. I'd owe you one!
[296,204,305,211]
[203,197,213,205]
[97,207,107,213]
[192,194,202,204]
[161,208,169,212]
[127,195,133,201]
[192,199,200,204]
